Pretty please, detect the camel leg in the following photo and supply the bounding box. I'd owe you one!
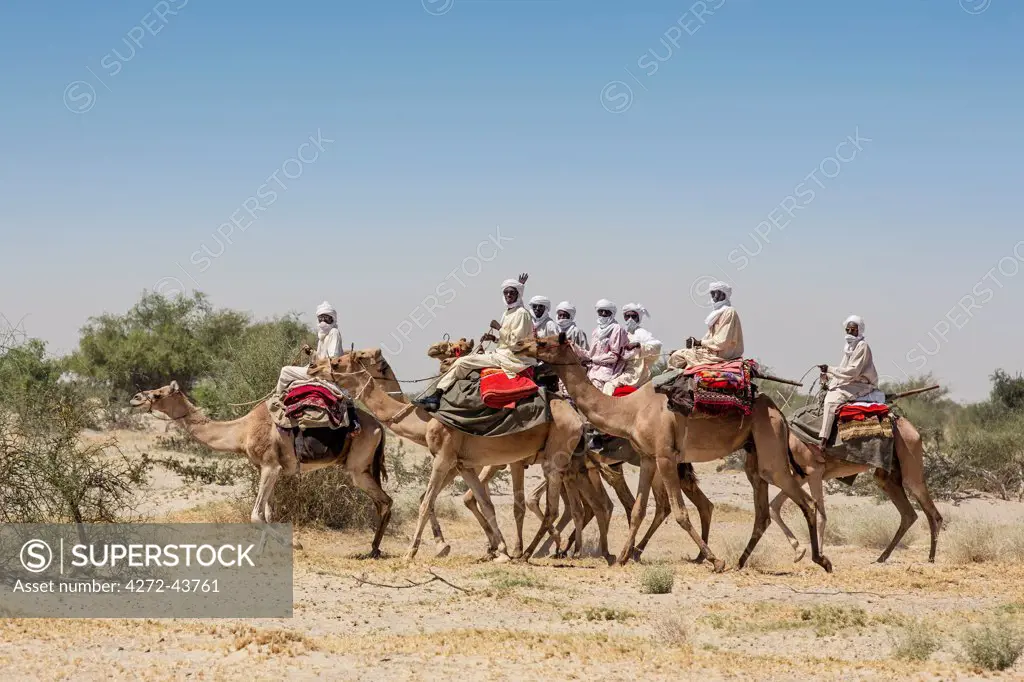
[522,467,566,560]
[510,462,527,559]
[738,450,772,570]
[538,486,578,557]
[679,464,714,564]
[752,411,831,573]
[251,464,280,524]
[600,464,635,525]
[655,455,723,571]
[459,466,509,560]
[769,490,807,563]
[405,450,457,561]
[873,468,919,563]
[350,470,393,559]
[423,466,459,558]
[462,465,502,555]
[561,478,587,558]
[894,422,943,562]
[573,466,613,564]
[616,456,655,565]
[634,470,670,561]
[809,471,828,551]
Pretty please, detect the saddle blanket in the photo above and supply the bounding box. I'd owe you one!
[480,367,538,409]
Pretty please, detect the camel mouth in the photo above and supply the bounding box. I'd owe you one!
[128,395,151,410]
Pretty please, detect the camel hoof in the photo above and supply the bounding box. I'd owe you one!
[712,559,727,573]
[793,548,807,564]
[403,552,416,562]
[603,553,615,567]
[492,553,512,564]
[631,549,643,563]
[817,555,834,573]
[690,552,708,565]
[434,544,452,559]
[615,553,631,566]
[292,540,304,551]
[368,548,383,560]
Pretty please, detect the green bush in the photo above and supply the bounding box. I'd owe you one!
[891,618,941,661]
[960,617,1024,670]
[638,565,675,594]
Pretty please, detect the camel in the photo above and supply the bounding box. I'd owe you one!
[770,417,943,564]
[516,335,832,573]
[310,349,616,563]
[425,339,683,561]
[129,381,393,557]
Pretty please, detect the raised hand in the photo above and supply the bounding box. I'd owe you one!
[518,272,529,285]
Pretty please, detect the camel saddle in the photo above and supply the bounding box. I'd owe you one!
[652,360,759,417]
[790,403,895,473]
[268,382,356,463]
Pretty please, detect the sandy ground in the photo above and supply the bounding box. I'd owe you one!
[4,420,1024,680]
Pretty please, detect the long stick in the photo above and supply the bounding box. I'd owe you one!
[887,385,941,402]
[753,373,804,388]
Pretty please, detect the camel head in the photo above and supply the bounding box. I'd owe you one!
[426,338,474,371]
[513,333,578,365]
[129,381,184,414]
[310,348,393,386]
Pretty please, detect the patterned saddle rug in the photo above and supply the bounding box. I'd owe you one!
[654,359,759,417]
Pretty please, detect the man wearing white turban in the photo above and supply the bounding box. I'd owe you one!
[415,273,535,411]
[554,301,588,350]
[276,301,345,393]
[581,299,631,391]
[668,281,744,369]
[275,301,360,432]
[603,303,662,395]
[816,315,885,447]
[529,295,559,338]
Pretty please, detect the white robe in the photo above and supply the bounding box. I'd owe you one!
[436,306,535,391]
[819,339,884,439]
[276,327,345,394]
[603,326,662,394]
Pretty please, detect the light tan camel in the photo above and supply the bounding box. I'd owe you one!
[771,421,943,563]
[516,335,832,572]
[311,349,615,563]
[129,382,392,557]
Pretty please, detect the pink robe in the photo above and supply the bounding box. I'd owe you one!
[583,324,630,389]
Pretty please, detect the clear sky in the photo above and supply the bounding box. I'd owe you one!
[1,0,1021,401]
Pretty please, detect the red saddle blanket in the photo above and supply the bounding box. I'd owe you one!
[283,384,345,427]
[682,359,759,416]
[837,403,890,422]
[612,385,637,397]
[480,367,538,409]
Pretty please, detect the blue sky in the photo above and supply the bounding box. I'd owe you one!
[0,0,1021,400]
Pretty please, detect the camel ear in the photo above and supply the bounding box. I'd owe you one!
[558,332,567,345]
[467,339,475,351]
[169,380,180,393]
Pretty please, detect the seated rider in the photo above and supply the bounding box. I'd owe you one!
[415,274,536,412]
[275,301,360,434]
[554,301,588,350]
[603,303,661,395]
[668,281,743,370]
[817,315,885,448]
[579,299,638,451]
[529,295,560,338]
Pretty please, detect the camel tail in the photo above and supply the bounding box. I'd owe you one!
[677,462,698,484]
[372,432,388,486]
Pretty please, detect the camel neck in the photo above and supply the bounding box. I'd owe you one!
[164,396,246,454]
[554,357,639,439]
[354,370,431,446]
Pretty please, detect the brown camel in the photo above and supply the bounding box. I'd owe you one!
[425,339,682,561]
[311,349,615,563]
[516,335,832,572]
[771,420,943,563]
[129,382,393,557]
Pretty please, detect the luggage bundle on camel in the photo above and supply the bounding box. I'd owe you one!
[653,359,761,417]
[267,380,356,463]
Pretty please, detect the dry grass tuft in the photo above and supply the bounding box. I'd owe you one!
[655,615,694,653]
[890,618,941,661]
[960,616,1024,671]
[820,505,921,550]
[638,565,675,594]
[717,530,785,572]
[799,604,868,637]
[943,516,1024,564]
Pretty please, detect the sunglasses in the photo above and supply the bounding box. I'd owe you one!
[623,313,640,321]
[597,310,613,317]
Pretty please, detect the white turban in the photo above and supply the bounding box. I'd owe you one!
[316,301,337,319]
[502,278,524,309]
[594,299,617,314]
[708,281,733,300]
[844,315,865,335]
[529,295,551,310]
[555,301,576,319]
[622,303,650,319]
